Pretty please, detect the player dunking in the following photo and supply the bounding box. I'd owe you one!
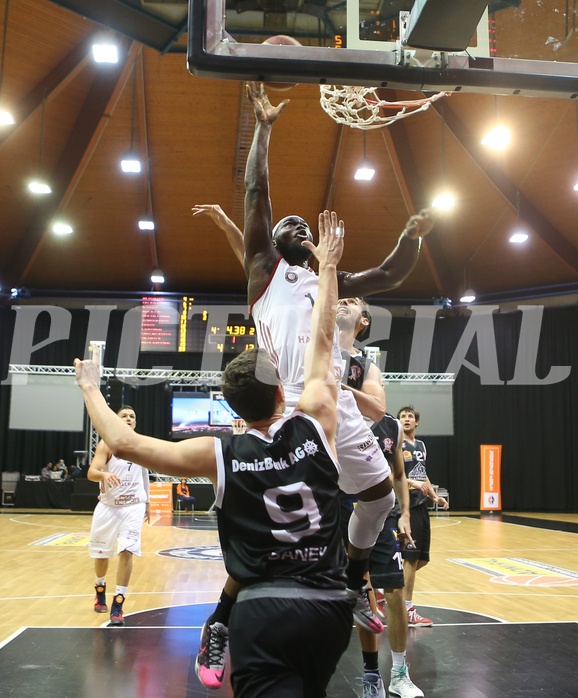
[191,82,433,689]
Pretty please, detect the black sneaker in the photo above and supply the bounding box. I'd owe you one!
[94,584,108,613]
[109,593,125,626]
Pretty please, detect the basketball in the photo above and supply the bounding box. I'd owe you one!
[261,35,301,92]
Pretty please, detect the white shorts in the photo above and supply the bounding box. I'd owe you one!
[89,501,146,558]
[284,387,391,496]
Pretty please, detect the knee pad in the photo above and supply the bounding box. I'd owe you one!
[348,490,395,550]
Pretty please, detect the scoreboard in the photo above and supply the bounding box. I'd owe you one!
[140,296,256,354]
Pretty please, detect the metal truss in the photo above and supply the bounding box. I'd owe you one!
[382,373,454,382]
[8,365,224,386]
[8,365,454,384]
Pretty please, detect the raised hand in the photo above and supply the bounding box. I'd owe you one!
[302,210,344,268]
[191,204,229,228]
[403,208,435,239]
[74,358,101,389]
[246,82,290,125]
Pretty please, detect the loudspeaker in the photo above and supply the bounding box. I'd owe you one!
[105,378,125,412]
[404,0,489,52]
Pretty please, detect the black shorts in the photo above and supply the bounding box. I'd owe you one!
[229,592,353,698]
[402,502,431,563]
[368,515,405,590]
[338,492,404,590]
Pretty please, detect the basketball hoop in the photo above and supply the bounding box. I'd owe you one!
[319,85,449,129]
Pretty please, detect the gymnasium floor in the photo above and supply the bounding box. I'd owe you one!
[1,509,577,697]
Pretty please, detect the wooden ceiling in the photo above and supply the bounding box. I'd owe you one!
[1,0,578,308]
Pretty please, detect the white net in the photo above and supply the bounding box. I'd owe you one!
[319,85,449,129]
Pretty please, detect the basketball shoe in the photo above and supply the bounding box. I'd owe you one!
[94,584,108,613]
[195,621,229,689]
[109,594,125,626]
[357,672,386,698]
[347,583,385,634]
[389,663,424,698]
[407,607,433,627]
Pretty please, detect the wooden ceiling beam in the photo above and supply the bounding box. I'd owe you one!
[3,39,140,285]
[0,35,93,148]
[384,94,458,298]
[431,99,578,274]
[47,0,184,53]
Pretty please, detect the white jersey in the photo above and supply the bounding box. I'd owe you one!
[98,454,148,507]
[251,257,344,391]
[251,257,391,495]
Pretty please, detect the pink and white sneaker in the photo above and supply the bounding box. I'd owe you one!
[347,583,385,634]
[195,620,229,689]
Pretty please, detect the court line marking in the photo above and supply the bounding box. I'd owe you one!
[0,591,224,602]
[0,627,26,650]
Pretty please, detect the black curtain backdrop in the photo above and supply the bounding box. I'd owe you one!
[1,303,577,511]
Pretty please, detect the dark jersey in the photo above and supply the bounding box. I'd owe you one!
[214,412,347,590]
[401,437,428,508]
[371,414,403,467]
[340,349,372,391]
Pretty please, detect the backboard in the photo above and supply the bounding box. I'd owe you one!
[188,0,578,99]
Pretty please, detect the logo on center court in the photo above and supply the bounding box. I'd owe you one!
[450,557,578,586]
[157,546,223,561]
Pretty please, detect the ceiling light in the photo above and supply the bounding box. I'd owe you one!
[509,191,528,244]
[138,217,155,231]
[354,161,375,181]
[28,180,52,195]
[120,64,142,174]
[0,108,15,125]
[432,192,456,210]
[509,231,528,244]
[481,124,511,150]
[573,181,578,192]
[354,132,375,181]
[92,42,119,64]
[433,111,457,211]
[28,95,52,194]
[460,288,476,303]
[52,222,73,236]
[120,151,142,173]
[150,269,165,284]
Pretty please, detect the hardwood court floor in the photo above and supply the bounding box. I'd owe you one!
[1,509,577,697]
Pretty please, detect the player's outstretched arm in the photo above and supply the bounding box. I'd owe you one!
[338,208,435,298]
[244,83,290,303]
[297,210,344,443]
[390,441,415,548]
[192,204,245,268]
[74,359,217,483]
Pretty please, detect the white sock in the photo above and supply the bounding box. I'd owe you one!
[116,585,128,596]
[391,651,406,669]
[405,600,413,611]
[95,577,106,586]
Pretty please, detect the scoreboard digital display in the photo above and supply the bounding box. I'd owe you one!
[140,296,256,354]
[140,297,179,352]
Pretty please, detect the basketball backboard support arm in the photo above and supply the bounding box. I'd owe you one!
[188,0,578,99]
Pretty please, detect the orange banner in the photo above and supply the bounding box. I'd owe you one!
[480,444,502,511]
[149,482,173,513]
